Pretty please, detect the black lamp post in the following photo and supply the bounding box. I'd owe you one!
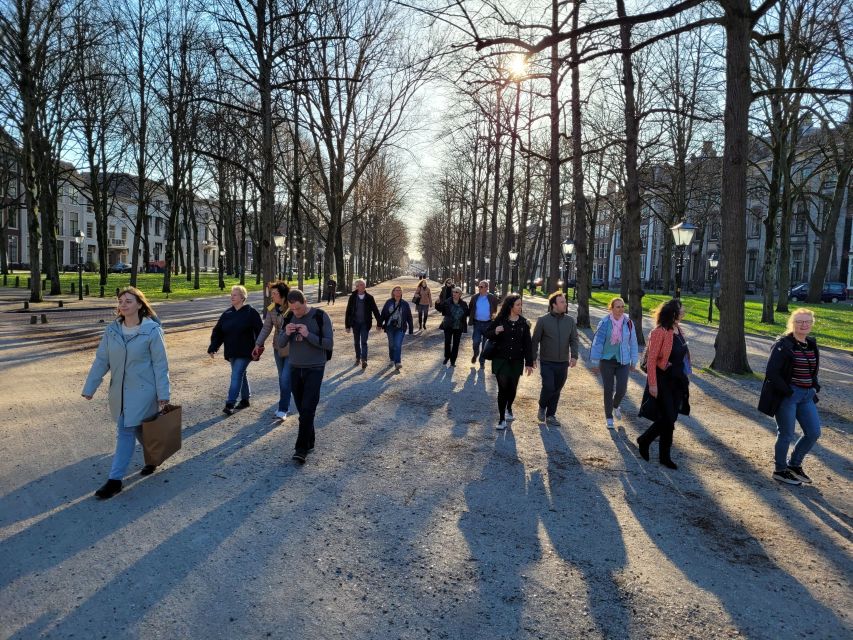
[508,249,518,295]
[670,221,697,299]
[218,249,226,290]
[316,246,324,302]
[73,230,84,300]
[707,253,719,323]
[561,238,574,299]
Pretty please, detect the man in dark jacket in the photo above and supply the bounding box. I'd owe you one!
[345,278,382,369]
[468,280,499,368]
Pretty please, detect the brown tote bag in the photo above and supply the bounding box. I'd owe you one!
[141,404,182,466]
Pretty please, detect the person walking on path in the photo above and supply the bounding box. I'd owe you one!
[589,297,638,429]
[253,281,293,420]
[486,294,534,430]
[758,308,822,486]
[636,299,691,470]
[283,289,334,463]
[345,278,382,370]
[437,278,455,305]
[208,285,264,415]
[530,291,579,427]
[379,285,414,372]
[82,287,170,499]
[413,279,433,331]
[468,280,499,368]
[436,286,469,366]
[325,278,337,305]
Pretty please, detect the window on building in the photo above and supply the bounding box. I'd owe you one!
[154,243,162,261]
[109,224,116,240]
[56,240,63,264]
[86,245,95,262]
[794,207,807,234]
[69,212,78,236]
[71,190,79,205]
[791,249,804,282]
[710,223,720,240]
[614,255,621,279]
[121,226,127,241]
[615,229,621,248]
[747,251,757,282]
[155,218,162,236]
[86,222,93,238]
[8,236,18,262]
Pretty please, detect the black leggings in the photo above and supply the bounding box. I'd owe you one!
[418,306,429,328]
[496,373,520,421]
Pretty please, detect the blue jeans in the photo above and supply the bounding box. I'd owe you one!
[539,360,569,417]
[227,357,251,405]
[109,414,143,480]
[774,386,821,471]
[471,320,491,361]
[273,349,293,412]
[352,323,370,361]
[387,328,405,364]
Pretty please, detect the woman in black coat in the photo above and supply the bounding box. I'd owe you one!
[436,286,469,366]
[208,285,263,414]
[485,294,534,430]
[758,308,822,486]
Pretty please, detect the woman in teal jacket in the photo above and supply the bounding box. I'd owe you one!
[82,287,171,499]
[589,298,639,429]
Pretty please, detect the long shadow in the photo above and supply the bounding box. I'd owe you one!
[609,417,850,637]
[535,424,630,638]
[0,415,281,590]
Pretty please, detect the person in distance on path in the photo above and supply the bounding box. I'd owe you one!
[436,286,469,367]
[82,287,170,499]
[468,280,499,368]
[208,285,264,416]
[345,279,381,370]
[589,297,638,429]
[284,289,334,463]
[253,281,294,420]
[531,291,579,427]
[486,294,534,431]
[325,278,337,305]
[413,278,433,331]
[636,299,691,470]
[758,308,822,486]
[437,278,455,306]
[379,285,414,372]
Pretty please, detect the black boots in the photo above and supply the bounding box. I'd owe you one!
[94,479,122,500]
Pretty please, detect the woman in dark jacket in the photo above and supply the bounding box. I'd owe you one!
[378,285,414,372]
[485,294,534,430]
[637,299,690,470]
[758,308,821,486]
[437,278,455,305]
[208,285,264,415]
[436,286,469,366]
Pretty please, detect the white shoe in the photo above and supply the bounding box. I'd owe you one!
[613,407,622,420]
[506,411,515,422]
[495,420,507,431]
[275,410,288,420]
[606,418,615,429]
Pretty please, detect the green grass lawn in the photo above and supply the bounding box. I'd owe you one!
[587,291,853,351]
[2,271,320,302]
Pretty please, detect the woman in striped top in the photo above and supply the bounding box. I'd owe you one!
[757,309,822,486]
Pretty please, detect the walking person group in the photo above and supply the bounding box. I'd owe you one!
[82,278,827,498]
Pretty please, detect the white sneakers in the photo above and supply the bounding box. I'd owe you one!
[495,420,507,431]
[606,418,615,429]
[505,411,515,422]
[613,407,622,420]
[275,410,288,420]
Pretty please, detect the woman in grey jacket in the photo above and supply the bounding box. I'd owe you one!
[82,287,170,499]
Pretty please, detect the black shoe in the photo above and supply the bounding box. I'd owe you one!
[471,354,478,364]
[140,465,156,476]
[95,479,122,499]
[236,399,250,409]
[292,449,307,463]
[637,438,650,461]
[362,360,368,370]
[787,465,812,484]
[223,403,235,415]
[443,357,449,365]
[773,469,802,485]
[660,459,678,470]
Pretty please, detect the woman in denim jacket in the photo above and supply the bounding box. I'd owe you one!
[589,297,639,429]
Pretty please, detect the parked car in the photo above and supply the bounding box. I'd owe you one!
[591,277,606,289]
[789,281,848,303]
[146,260,165,273]
[109,262,133,274]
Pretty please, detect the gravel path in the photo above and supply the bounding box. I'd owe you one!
[0,277,850,639]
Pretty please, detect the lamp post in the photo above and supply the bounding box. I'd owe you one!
[561,238,574,299]
[273,234,286,281]
[670,221,697,299]
[316,246,324,302]
[344,250,351,288]
[218,249,226,290]
[508,248,518,295]
[707,253,719,323]
[73,230,84,300]
[465,260,471,292]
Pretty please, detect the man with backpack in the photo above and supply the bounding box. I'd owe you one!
[283,289,334,463]
[531,291,579,427]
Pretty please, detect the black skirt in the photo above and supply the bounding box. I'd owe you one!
[639,366,690,423]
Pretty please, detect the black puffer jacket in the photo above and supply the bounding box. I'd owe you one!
[757,334,820,417]
[208,304,264,360]
[485,315,533,366]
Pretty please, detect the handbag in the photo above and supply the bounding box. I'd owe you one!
[141,404,182,467]
[481,339,496,360]
[412,293,421,305]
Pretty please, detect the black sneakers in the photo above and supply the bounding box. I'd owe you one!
[292,449,307,463]
[223,403,235,415]
[471,354,477,364]
[236,399,250,409]
[140,465,156,476]
[773,469,802,485]
[787,465,812,484]
[94,479,122,499]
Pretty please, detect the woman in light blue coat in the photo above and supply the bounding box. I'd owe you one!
[590,297,639,429]
[82,287,170,499]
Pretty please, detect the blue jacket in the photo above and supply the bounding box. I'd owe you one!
[379,298,414,334]
[82,317,171,426]
[590,315,639,367]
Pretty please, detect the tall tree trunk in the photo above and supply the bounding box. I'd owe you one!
[571,0,590,327]
[547,2,562,294]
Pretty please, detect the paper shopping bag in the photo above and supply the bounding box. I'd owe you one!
[141,404,182,467]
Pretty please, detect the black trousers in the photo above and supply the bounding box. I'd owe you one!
[443,329,462,364]
[638,420,675,462]
[496,373,520,421]
[291,366,325,452]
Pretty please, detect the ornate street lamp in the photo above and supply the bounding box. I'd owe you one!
[218,249,226,290]
[273,234,286,281]
[670,221,697,299]
[707,253,719,323]
[508,248,519,294]
[344,250,351,287]
[73,230,85,300]
[561,238,575,299]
